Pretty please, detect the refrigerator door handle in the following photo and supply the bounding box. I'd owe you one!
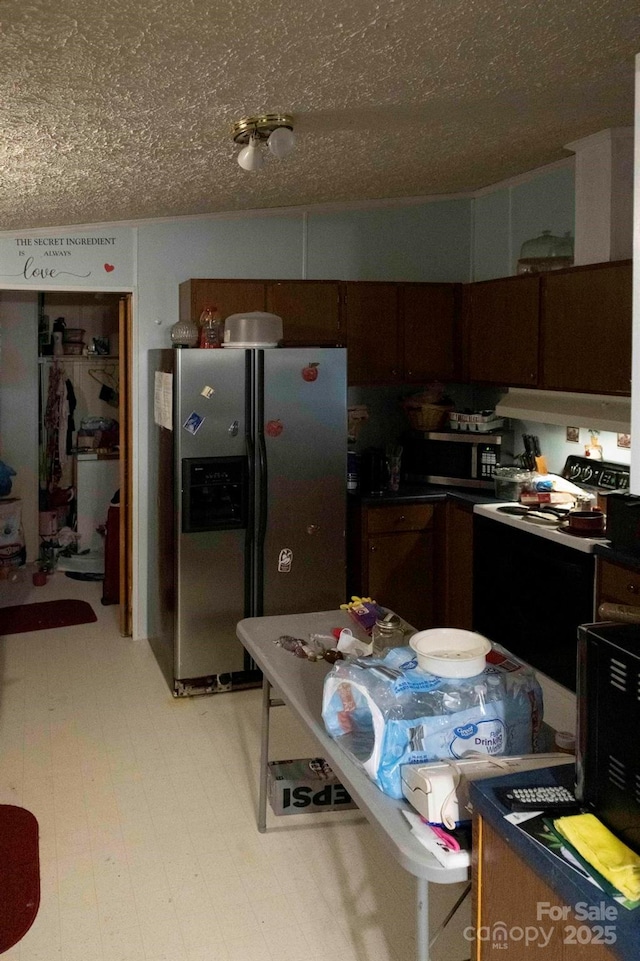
[245,427,256,616]
[254,351,268,615]
[245,429,256,528]
[257,429,268,546]
[245,352,256,617]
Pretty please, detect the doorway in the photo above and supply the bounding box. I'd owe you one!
[0,289,133,635]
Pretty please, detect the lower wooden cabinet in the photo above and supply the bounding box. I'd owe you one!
[473,816,617,960]
[436,498,474,629]
[348,501,437,630]
[596,557,640,621]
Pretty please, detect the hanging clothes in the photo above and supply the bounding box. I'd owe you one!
[65,379,77,455]
[44,362,70,488]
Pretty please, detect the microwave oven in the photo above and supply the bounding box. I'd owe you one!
[576,622,640,854]
[402,430,513,489]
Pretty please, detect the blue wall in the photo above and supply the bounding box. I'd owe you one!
[472,163,575,280]
[306,201,472,281]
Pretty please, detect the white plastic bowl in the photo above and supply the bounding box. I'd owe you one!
[409,628,492,678]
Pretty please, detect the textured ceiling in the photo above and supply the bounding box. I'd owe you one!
[1,0,638,231]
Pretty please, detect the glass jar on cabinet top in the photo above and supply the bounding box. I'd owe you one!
[170,317,199,348]
[517,230,574,274]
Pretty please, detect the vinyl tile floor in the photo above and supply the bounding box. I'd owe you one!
[0,569,470,961]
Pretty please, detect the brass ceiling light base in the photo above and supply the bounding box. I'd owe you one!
[232,113,296,171]
[232,114,294,145]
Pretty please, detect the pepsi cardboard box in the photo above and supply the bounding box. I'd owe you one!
[267,758,357,815]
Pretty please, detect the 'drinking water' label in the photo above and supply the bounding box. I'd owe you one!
[449,718,506,757]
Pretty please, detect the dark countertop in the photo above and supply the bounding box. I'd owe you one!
[470,765,639,961]
[351,483,498,507]
[354,490,640,568]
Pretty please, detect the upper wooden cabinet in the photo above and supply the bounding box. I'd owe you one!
[400,283,461,383]
[179,278,343,347]
[179,279,266,325]
[266,280,343,346]
[465,260,632,394]
[181,262,631,394]
[540,260,632,395]
[180,278,459,373]
[343,282,401,385]
[344,281,461,386]
[466,274,540,386]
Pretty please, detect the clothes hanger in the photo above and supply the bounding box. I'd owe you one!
[88,366,119,389]
[88,369,108,387]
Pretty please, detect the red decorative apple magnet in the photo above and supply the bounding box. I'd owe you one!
[302,362,319,382]
[266,419,284,437]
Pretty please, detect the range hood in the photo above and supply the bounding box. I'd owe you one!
[495,388,631,433]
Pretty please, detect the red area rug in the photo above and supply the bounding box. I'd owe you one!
[0,805,40,952]
[2,599,97,634]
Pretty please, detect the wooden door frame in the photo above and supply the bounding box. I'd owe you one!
[0,284,135,634]
[118,294,133,635]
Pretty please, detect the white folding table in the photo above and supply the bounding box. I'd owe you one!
[236,610,470,961]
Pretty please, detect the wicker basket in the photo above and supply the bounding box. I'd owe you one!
[402,401,453,431]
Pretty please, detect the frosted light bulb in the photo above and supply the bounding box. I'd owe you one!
[237,134,264,171]
[267,126,296,159]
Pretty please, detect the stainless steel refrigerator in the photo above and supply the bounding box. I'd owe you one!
[150,347,347,696]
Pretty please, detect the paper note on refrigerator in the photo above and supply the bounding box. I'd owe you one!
[154,371,173,429]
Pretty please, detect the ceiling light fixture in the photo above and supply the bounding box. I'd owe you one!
[232,114,295,171]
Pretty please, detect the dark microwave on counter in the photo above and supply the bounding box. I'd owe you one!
[402,429,513,489]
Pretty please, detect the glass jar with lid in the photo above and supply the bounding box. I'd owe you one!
[372,611,404,656]
[553,231,574,259]
[517,230,574,274]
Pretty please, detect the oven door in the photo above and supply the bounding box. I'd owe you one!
[473,515,595,691]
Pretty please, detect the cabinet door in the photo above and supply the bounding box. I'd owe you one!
[597,557,640,614]
[344,282,400,385]
[368,529,434,631]
[474,816,617,961]
[540,261,632,394]
[266,281,343,346]
[179,280,266,323]
[366,503,435,534]
[437,498,473,629]
[467,275,539,386]
[400,283,461,382]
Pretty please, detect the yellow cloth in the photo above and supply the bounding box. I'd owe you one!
[554,813,640,902]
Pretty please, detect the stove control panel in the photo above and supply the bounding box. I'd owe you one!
[562,456,630,491]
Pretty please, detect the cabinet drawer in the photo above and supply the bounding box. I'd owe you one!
[599,559,640,606]
[366,503,434,534]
